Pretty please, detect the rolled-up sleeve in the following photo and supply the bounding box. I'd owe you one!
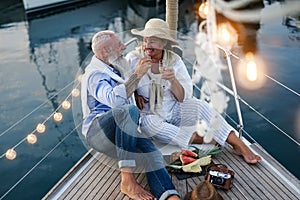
[88,72,128,108]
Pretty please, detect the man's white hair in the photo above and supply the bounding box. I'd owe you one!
[91,30,115,53]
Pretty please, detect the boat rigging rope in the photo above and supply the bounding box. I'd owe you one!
[0,79,76,138]
[194,79,300,146]
[264,74,300,97]
[0,122,83,200]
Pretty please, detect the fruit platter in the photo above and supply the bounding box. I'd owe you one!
[166,145,222,174]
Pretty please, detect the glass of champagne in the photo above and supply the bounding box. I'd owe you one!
[159,60,166,88]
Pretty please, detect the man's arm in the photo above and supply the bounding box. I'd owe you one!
[124,57,151,98]
[124,73,140,98]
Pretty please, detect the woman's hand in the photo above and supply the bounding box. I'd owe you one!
[161,68,176,83]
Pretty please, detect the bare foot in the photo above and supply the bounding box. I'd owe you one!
[121,171,155,200]
[227,131,262,164]
[190,132,203,144]
[233,143,262,164]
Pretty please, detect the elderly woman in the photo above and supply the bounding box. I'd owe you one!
[126,18,261,164]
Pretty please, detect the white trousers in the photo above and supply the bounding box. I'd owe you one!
[140,98,234,148]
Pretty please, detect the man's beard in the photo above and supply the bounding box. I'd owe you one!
[108,54,132,79]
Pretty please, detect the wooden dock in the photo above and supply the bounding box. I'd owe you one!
[42,142,300,200]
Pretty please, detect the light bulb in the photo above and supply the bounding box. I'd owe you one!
[71,88,80,97]
[62,100,71,110]
[245,52,257,81]
[246,61,257,81]
[36,123,46,133]
[5,149,17,160]
[199,2,209,19]
[77,74,82,82]
[53,112,63,122]
[27,133,37,144]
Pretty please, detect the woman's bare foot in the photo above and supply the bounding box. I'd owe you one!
[121,171,155,200]
[232,143,262,164]
[227,131,262,164]
[190,132,203,144]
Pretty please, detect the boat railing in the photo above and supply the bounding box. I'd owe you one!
[190,42,300,147]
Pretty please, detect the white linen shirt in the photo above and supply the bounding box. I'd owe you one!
[126,49,193,121]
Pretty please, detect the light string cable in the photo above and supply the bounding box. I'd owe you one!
[0,80,81,159]
[0,121,83,200]
[0,79,76,138]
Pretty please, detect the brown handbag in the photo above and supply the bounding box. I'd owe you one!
[205,164,234,190]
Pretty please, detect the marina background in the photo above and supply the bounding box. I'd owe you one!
[0,0,299,199]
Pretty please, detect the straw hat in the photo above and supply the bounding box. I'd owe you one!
[184,180,223,200]
[131,18,179,45]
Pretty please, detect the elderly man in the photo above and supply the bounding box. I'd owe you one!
[126,18,261,164]
[81,30,180,200]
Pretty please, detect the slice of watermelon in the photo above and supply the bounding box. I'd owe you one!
[181,149,198,158]
[180,154,197,165]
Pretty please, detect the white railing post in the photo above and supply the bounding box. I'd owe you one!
[216,44,244,137]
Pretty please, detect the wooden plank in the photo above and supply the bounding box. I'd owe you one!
[81,157,117,199]
[44,143,300,200]
[88,159,119,199]
[42,149,93,200]
[61,153,110,199]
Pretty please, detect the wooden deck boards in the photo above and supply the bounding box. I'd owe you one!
[43,143,300,200]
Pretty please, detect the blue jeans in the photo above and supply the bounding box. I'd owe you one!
[86,105,179,199]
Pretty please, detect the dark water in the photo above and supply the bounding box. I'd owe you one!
[0,0,299,199]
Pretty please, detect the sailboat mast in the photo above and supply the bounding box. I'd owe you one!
[166,0,178,39]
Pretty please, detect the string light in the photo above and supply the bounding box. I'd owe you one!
[62,100,71,110]
[5,149,17,160]
[72,88,80,97]
[217,22,237,49]
[236,52,266,90]
[199,1,209,19]
[36,123,46,134]
[27,133,37,144]
[0,62,84,160]
[53,112,63,122]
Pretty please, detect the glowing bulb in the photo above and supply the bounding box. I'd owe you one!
[77,74,82,82]
[5,149,17,160]
[217,23,237,48]
[62,100,71,110]
[27,133,37,144]
[198,2,209,19]
[246,61,257,81]
[219,25,231,42]
[245,52,257,81]
[36,123,46,133]
[53,112,63,122]
[72,88,80,97]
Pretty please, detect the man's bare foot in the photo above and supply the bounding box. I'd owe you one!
[227,131,262,164]
[121,171,155,200]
